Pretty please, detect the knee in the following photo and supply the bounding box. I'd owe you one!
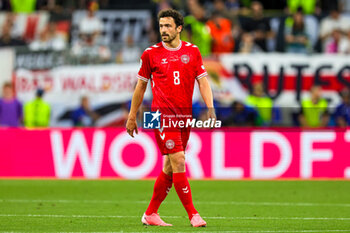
[170,154,185,172]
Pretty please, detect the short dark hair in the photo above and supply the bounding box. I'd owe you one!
[158,9,184,29]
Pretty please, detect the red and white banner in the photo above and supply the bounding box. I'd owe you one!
[15,65,139,101]
[1,128,350,179]
[15,65,141,126]
[220,53,350,108]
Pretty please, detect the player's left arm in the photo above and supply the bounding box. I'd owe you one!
[197,77,216,120]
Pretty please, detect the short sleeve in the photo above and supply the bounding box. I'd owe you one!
[137,51,151,82]
[194,48,208,80]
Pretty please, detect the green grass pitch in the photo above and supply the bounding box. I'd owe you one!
[0,180,350,232]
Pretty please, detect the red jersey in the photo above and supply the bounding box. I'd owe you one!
[138,41,207,113]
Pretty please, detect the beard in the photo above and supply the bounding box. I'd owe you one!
[161,33,177,42]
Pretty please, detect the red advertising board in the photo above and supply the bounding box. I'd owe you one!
[1,128,349,179]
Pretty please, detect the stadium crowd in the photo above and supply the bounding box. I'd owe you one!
[0,0,350,55]
[0,0,350,128]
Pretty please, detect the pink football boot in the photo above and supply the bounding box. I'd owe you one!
[141,213,173,226]
[190,213,207,227]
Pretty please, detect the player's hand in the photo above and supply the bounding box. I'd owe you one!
[207,108,217,128]
[126,116,138,138]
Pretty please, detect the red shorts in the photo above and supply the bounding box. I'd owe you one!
[154,127,191,155]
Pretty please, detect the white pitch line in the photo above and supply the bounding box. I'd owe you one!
[1,230,350,233]
[1,199,350,208]
[196,231,350,233]
[0,199,148,204]
[197,201,350,208]
[104,231,350,233]
[0,214,350,221]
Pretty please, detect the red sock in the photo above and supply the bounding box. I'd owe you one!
[173,172,198,220]
[145,171,172,215]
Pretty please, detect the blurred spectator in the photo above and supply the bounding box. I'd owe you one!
[10,0,37,13]
[71,96,100,127]
[0,17,26,47]
[286,0,319,15]
[116,35,142,63]
[241,1,274,52]
[338,30,350,54]
[246,82,274,126]
[0,82,22,127]
[319,7,350,52]
[211,0,241,39]
[23,88,51,127]
[206,10,235,54]
[223,100,257,126]
[299,85,329,127]
[71,34,111,63]
[334,87,350,127]
[79,1,103,37]
[182,0,212,56]
[324,28,347,53]
[73,0,109,63]
[284,9,310,54]
[29,22,66,51]
[239,32,262,53]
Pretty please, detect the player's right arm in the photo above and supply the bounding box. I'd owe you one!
[126,50,152,137]
[126,79,148,137]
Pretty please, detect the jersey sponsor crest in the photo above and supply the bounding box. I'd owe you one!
[181,54,190,64]
[165,139,175,149]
